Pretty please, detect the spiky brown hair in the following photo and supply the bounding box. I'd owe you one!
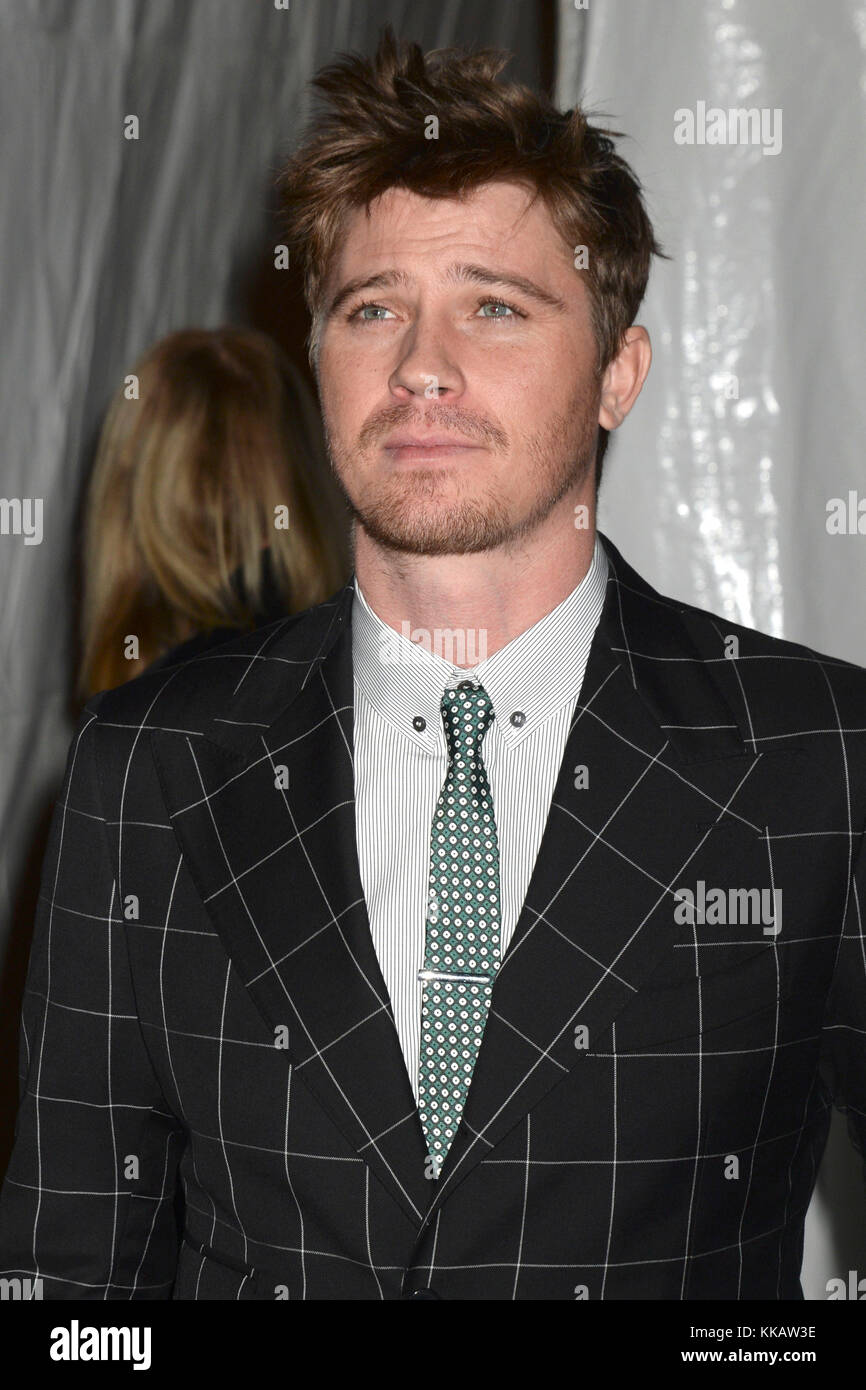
[278,25,665,491]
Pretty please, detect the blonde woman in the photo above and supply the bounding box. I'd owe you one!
[77,326,349,698]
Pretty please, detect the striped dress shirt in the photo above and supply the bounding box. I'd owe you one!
[352,532,609,1101]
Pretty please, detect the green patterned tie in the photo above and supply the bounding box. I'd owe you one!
[418,679,501,1177]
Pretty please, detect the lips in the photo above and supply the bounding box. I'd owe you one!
[383,433,478,449]
[389,442,480,453]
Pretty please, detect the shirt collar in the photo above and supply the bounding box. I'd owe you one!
[352,533,609,753]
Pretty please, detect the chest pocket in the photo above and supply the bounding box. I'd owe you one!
[611,820,795,1051]
[648,818,786,984]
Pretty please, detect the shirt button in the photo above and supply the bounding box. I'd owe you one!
[510,711,526,728]
[412,716,427,732]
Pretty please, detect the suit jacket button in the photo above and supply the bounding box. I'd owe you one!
[404,1287,441,1299]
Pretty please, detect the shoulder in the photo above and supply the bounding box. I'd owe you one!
[144,624,251,672]
[675,593,865,706]
[86,580,353,744]
[645,585,866,753]
[600,534,866,745]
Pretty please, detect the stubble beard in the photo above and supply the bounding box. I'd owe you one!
[323,383,600,558]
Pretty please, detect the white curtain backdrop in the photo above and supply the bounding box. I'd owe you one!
[556,0,866,1297]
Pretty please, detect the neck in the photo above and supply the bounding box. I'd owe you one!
[353,504,597,666]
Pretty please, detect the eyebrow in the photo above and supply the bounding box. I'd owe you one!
[324,261,568,318]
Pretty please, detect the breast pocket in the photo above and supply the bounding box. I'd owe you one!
[649,819,788,987]
[614,820,794,1051]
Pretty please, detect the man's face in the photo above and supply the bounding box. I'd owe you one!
[317,179,603,556]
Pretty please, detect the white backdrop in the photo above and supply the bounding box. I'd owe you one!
[557,0,866,1296]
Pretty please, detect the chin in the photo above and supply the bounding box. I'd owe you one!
[359,503,518,556]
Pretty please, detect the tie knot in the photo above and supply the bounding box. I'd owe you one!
[441,680,494,760]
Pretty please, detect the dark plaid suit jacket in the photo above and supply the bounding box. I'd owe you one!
[1,530,864,1300]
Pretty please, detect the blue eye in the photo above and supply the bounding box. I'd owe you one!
[478,300,516,318]
[353,303,393,322]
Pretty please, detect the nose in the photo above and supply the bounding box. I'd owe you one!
[388,317,465,401]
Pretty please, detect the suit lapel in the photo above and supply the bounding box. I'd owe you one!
[150,585,433,1228]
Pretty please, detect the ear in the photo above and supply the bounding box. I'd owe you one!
[598,326,652,431]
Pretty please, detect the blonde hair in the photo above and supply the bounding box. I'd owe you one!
[78,327,348,699]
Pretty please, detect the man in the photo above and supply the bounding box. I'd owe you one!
[1,28,864,1300]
